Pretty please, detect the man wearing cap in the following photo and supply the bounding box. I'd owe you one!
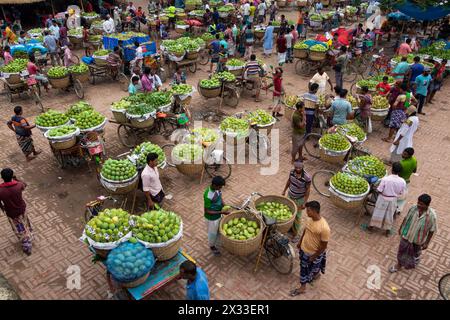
[414,68,432,115]
[390,106,419,163]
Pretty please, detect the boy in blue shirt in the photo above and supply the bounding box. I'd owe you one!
[414,68,432,115]
[180,260,210,300]
[128,75,139,95]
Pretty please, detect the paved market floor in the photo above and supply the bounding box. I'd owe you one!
[1,9,449,301]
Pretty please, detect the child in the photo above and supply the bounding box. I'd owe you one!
[357,86,373,133]
[272,67,284,120]
[128,75,139,95]
[376,76,391,96]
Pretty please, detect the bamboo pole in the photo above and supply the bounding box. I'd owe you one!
[50,0,55,16]
[80,0,85,12]
[1,5,6,21]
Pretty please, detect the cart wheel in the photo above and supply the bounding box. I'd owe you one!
[312,170,335,197]
[223,88,239,107]
[303,133,322,159]
[205,155,232,180]
[117,124,138,148]
[89,72,95,85]
[188,62,197,73]
[117,73,129,92]
[74,79,84,99]
[199,51,209,66]
[162,143,176,167]
[4,84,12,102]
[295,60,310,76]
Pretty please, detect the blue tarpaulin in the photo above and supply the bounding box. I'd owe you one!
[11,44,47,56]
[102,34,151,50]
[387,11,411,21]
[395,1,450,21]
[123,42,157,62]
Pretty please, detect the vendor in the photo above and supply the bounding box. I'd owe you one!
[141,153,165,209]
[376,76,391,96]
[203,176,230,256]
[179,260,210,300]
[17,31,27,45]
[172,66,186,85]
[106,46,122,79]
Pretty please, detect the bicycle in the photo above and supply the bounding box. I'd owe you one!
[84,195,120,222]
[365,48,392,77]
[1,74,44,112]
[230,192,295,275]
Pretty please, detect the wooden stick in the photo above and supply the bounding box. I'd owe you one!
[253,226,269,273]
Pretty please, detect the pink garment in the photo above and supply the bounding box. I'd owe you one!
[398,43,412,56]
[141,74,153,92]
[4,51,13,65]
[64,48,74,67]
[377,174,406,198]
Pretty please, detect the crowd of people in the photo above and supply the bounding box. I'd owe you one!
[0,0,448,300]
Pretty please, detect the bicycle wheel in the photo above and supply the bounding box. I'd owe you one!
[438,273,450,300]
[312,170,334,197]
[205,155,232,180]
[265,237,294,275]
[199,51,209,65]
[4,84,12,102]
[188,62,197,73]
[73,79,84,99]
[162,143,176,167]
[117,124,138,148]
[343,64,357,83]
[295,60,310,76]
[303,133,322,159]
[223,88,239,107]
[117,73,129,92]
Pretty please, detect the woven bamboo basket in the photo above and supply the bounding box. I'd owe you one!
[226,67,244,76]
[186,50,199,60]
[199,85,222,98]
[94,248,110,258]
[255,30,265,40]
[294,48,308,59]
[71,71,89,83]
[175,162,204,177]
[100,174,139,195]
[50,136,77,150]
[329,181,369,210]
[297,0,308,7]
[116,271,150,288]
[69,36,83,45]
[321,0,330,5]
[319,146,350,164]
[252,195,297,234]
[219,211,264,256]
[94,57,108,66]
[111,109,128,123]
[309,51,327,61]
[129,116,155,128]
[49,75,70,88]
[176,13,187,20]
[277,0,287,7]
[151,237,182,261]
[176,26,187,34]
[4,73,22,84]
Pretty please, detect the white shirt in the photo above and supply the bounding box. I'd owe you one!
[141,165,163,196]
[390,115,419,155]
[373,15,381,29]
[103,18,115,34]
[243,3,250,16]
[258,3,266,15]
[377,174,406,199]
[310,72,330,94]
[126,5,137,13]
[49,25,60,40]
[285,33,293,48]
[150,74,162,90]
[135,46,143,60]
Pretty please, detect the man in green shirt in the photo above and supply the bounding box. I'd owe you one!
[396,147,417,217]
[291,101,306,163]
[204,176,230,255]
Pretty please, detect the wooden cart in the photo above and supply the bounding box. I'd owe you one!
[87,63,129,92]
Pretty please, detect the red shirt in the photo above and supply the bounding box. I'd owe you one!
[277,37,287,53]
[0,180,27,219]
[376,82,391,96]
[27,62,38,75]
[273,76,282,97]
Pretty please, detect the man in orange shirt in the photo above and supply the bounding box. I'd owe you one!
[296,9,304,37]
[398,38,413,56]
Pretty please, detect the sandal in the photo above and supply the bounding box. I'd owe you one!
[290,288,305,296]
[389,266,398,273]
[210,247,221,256]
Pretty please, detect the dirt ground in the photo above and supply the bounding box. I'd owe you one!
[0,3,449,300]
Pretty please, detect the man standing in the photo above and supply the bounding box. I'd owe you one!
[283,160,311,237]
[276,31,287,66]
[49,20,60,41]
[257,1,266,24]
[209,34,221,73]
[289,101,307,162]
[396,147,417,217]
[408,56,424,86]
[179,260,210,300]
[141,153,165,209]
[244,54,263,102]
[290,201,330,296]
[390,106,419,163]
[43,30,61,66]
[203,176,229,256]
[390,194,437,273]
[334,46,349,90]
[0,168,33,255]
[414,68,432,115]
[327,88,354,126]
[367,162,406,236]
[309,67,333,95]
[242,1,250,26]
[397,38,412,56]
[391,56,410,82]
[302,83,319,135]
[103,14,116,34]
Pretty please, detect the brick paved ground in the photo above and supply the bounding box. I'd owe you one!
[0,6,449,300]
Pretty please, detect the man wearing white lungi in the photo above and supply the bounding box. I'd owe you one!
[368,162,406,236]
[203,176,230,256]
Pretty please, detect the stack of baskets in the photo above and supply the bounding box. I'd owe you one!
[219,210,264,256]
[226,65,244,77]
[252,195,297,234]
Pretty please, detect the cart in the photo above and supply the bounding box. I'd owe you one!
[105,250,195,300]
[197,78,240,110]
[87,63,129,92]
[0,77,44,112]
[47,73,85,99]
[294,50,334,76]
[164,56,200,79]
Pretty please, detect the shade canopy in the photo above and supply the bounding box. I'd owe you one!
[395,1,450,21]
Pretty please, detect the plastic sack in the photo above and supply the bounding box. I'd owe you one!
[106,242,155,283]
[82,56,95,64]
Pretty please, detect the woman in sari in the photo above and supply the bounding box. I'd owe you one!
[262,22,274,57]
[6,106,41,161]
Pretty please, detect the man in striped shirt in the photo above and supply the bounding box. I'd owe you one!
[244,54,263,102]
[390,194,437,273]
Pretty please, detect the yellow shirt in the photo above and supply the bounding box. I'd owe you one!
[301,217,330,255]
[250,6,256,17]
[6,27,16,43]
